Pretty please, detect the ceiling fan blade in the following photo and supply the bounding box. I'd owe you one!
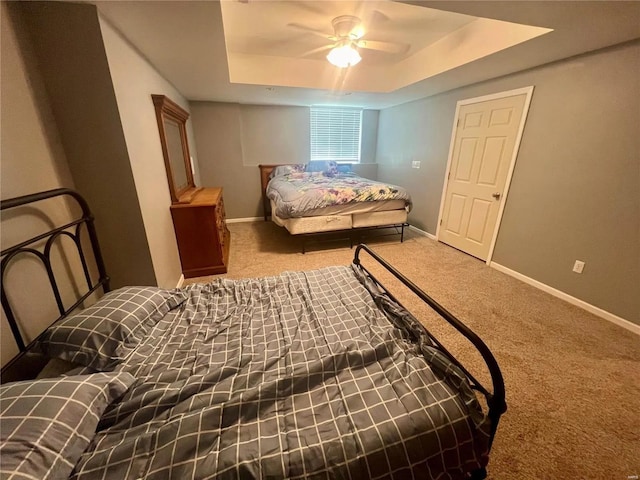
[358,39,410,55]
[287,23,335,40]
[349,8,389,38]
[301,44,334,57]
[363,9,390,27]
[386,17,441,31]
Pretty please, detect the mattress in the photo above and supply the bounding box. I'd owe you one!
[271,200,408,235]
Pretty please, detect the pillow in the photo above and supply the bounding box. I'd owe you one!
[307,160,339,177]
[36,358,84,379]
[269,164,306,179]
[336,163,353,174]
[0,372,135,480]
[39,286,186,371]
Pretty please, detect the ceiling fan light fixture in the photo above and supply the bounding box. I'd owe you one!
[326,44,361,68]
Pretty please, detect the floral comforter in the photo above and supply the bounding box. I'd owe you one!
[266,172,413,219]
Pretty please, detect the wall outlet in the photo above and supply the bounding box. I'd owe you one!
[412,160,421,169]
[572,260,585,274]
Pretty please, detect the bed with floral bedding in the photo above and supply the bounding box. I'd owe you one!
[266,165,412,220]
[260,162,413,243]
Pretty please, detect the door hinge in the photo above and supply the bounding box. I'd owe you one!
[440,218,443,225]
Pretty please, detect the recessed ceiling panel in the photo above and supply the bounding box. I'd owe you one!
[222,1,475,61]
[220,0,552,93]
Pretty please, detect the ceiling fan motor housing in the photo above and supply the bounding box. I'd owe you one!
[332,15,362,39]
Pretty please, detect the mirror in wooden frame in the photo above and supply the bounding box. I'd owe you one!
[152,94,200,204]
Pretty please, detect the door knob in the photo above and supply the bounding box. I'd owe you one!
[492,192,501,199]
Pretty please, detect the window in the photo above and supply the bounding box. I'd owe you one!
[310,107,362,163]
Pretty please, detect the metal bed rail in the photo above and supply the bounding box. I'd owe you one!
[299,222,409,254]
[1,188,110,378]
[352,244,507,454]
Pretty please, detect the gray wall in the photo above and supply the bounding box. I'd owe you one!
[238,105,310,167]
[16,1,156,288]
[190,102,379,219]
[99,16,197,288]
[376,41,640,324]
[1,2,85,366]
[1,2,201,367]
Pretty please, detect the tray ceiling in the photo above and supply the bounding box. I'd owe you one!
[93,1,640,108]
[220,1,551,93]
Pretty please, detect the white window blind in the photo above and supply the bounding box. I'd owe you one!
[310,107,362,163]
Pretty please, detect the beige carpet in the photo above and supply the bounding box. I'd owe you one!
[187,222,640,480]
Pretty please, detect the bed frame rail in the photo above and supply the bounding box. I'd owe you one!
[300,222,409,254]
[1,188,110,379]
[353,244,506,453]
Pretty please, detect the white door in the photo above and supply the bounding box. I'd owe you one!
[438,88,532,261]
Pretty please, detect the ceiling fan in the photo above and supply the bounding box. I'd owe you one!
[289,15,410,68]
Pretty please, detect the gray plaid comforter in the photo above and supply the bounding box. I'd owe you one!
[72,266,490,479]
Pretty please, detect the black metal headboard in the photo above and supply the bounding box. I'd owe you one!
[1,188,110,378]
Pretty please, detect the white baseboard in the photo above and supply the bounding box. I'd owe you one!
[226,217,263,224]
[490,262,639,336]
[176,274,184,288]
[408,225,436,240]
